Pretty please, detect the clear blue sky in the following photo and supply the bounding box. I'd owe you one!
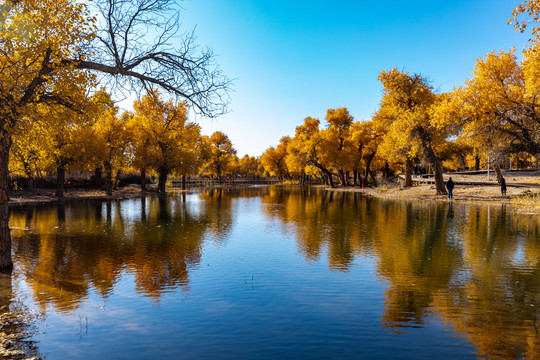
[179,0,527,157]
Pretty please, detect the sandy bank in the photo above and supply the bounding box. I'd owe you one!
[324,172,540,215]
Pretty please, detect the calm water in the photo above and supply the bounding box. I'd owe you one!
[2,186,540,359]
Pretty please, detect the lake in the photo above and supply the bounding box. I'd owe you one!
[2,186,539,359]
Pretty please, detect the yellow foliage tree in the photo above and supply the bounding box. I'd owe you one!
[89,98,131,195]
[0,0,97,268]
[129,92,202,193]
[288,116,337,187]
[322,108,355,185]
[285,124,314,185]
[261,137,290,181]
[444,50,540,178]
[9,116,48,191]
[510,0,540,48]
[236,155,262,179]
[349,119,382,184]
[203,131,237,183]
[30,101,95,197]
[377,69,448,194]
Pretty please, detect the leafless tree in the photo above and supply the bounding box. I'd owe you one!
[70,0,231,117]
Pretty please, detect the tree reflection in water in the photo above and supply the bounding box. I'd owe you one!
[261,187,540,359]
[9,194,230,308]
[6,187,540,359]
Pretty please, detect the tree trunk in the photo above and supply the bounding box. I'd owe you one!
[105,161,113,196]
[474,151,480,171]
[310,160,335,188]
[56,165,65,198]
[338,169,347,186]
[422,145,447,195]
[326,170,335,188]
[367,168,376,186]
[364,152,375,180]
[432,160,447,195]
[93,166,103,187]
[421,149,447,195]
[182,174,186,190]
[140,167,147,192]
[458,154,466,171]
[27,176,34,192]
[158,167,168,194]
[114,169,121,190]
[23,161,34,192]
[493,164,502,182]
[217,165,222,184]
[404,158,413,188]
[0,137,13,271]
[417,127,447,195]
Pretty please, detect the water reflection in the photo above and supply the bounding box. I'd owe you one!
[259,187,540,359]
[199,189,234,245]
[5,187,540,359]
[10,194,234,308]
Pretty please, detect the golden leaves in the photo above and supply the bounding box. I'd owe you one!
[129,91,203,176]
[510,1,540,42]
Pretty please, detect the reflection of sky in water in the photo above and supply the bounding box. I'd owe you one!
[5,187,540,359]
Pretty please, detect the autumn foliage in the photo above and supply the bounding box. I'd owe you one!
[258,3,540,189]
[4,0,540,266]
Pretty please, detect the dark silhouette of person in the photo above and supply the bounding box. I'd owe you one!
[499,176,507,196]
[446,177,455,200]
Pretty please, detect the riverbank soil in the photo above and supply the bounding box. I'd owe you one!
[7,171,540,214]
[8,184,146,206]
[327,171,540,215]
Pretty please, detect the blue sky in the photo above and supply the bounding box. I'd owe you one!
[179,0,528,157]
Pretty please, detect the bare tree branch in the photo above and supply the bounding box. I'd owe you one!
[75,0,231,117]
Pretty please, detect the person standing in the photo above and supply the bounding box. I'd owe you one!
[446,177,455,200]
[499,176,507,196]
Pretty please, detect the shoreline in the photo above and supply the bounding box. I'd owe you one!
[7,185,148,207]
[322,182,540,215]
[7,180,540,215]
[6,183,249,207]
